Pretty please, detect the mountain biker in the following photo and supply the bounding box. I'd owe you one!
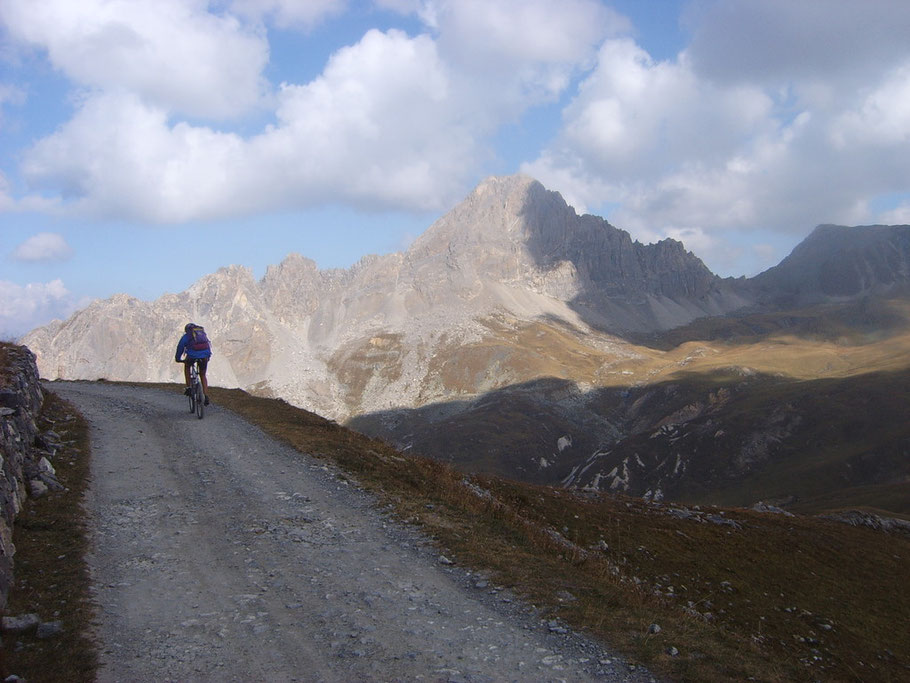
[175,322,212,405]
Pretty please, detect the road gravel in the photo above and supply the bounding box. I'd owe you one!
[51,381,653,682]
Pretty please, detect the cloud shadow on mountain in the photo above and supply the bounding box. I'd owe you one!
[346,366,910,516]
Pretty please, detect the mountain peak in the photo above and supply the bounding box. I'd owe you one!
[470,173,544,199]
[754,223,910,302]
[408,174,584,265]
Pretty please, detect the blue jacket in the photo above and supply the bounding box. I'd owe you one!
[175,332,212,361]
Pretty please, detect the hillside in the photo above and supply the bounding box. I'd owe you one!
[751,224,910,305]
[6,357,908,681]
[19,175,910,514]
[151,383,910,682]
[21,175,748,419]
[350,298,910,516]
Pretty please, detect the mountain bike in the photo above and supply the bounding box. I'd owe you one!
[182,359,205,419]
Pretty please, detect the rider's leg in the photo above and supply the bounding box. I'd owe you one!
[183,361,192,394]
[198,358,210,403]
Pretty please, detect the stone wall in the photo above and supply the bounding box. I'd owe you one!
[0,345,46,609]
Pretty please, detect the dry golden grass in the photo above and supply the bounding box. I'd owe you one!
[205,384,910,682]
[424,317,630,394]
[405,302,910,406]
[6,379,909,681]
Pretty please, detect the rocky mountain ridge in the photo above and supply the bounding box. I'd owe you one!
[20,175,910,510]
[752,223,910,305]
[24,175,750,418]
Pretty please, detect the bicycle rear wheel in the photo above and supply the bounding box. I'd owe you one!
[188,385,196,413]
[195,381,204,419]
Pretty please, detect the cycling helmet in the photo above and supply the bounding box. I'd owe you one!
[185,322,196,332]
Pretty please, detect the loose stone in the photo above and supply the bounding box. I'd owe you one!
[36,621,64,639]
[1,614,40,634]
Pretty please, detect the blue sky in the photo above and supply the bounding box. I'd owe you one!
[2,0,910,339]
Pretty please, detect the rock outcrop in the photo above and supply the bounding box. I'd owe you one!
[821,509,910,537]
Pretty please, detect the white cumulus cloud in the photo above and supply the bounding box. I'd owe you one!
[524,1,910,275]
[22,91,248,221]
[0,279,75,340]
[4,0,910,282]
[0,0,269,119]
[4,0,620,221]
[15,1,619,221]
[12,232,74,262]
[430,0,625,66]
[387,0,627,116]
[19,30,473,219]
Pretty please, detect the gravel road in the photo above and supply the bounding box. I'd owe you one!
[51,381,653,682]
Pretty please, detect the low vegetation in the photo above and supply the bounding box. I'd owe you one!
[210,385,909,682]
[8,381,909,681]
[5,391,97,681]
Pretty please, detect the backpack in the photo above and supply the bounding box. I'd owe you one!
[187,325,211,352]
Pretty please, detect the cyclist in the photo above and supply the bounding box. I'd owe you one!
[175,322,212,405]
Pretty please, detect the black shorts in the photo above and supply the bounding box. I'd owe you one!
[188,357,209,375]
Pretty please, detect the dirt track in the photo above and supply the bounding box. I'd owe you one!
[51,381,651,682]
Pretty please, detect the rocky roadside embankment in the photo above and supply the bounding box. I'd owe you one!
[0,345,68,635]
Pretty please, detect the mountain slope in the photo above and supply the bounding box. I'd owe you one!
[20,176,910,513]
[751,223,910,304]
[22,175,749,419]
[349,335,910,515]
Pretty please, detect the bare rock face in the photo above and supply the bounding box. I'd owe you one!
[403,175,740,330]
[751,224,910,305]
[21,175,910,430]
[24,175,685,419]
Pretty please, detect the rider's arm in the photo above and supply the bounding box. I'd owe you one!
[175,334,187,362]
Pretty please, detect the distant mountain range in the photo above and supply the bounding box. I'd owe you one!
[23,175,910,514]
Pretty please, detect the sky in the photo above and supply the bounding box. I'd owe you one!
[2,0,910,339]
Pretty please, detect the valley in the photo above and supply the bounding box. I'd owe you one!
[350,298,910,516]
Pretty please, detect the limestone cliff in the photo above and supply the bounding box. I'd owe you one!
[20,176,910,429]
[25,175,744,420]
